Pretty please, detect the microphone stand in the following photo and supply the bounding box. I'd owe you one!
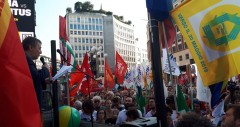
[57,50,97,127]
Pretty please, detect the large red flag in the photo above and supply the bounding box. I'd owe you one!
[159,18,176,48]
[104,58,115,90]
[79,52,94,94]
[114,51,127,84]
[0,1,41,126]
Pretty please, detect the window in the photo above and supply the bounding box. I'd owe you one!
[86,38,89,43]
[177,34,182,42]
[179,55,182,61]
[75,53,78,58]
[79,46,81,50]
[88,18,91,23]
[81,25,84,30]
[74,24,77,29]
[178,44,182,51]
[93,25,95,30]
[92,18,95,23]
[79,53,82,58]
[99,19,102,24]
[86,46,89,50]
[96,19,99,24]
[83,46,85,50]
[82,38,85,43]
[185,54,189,59]
[70,24,73,29]
[85,25,88,30]
[96,25,99,31]
[172,46,176,52]
[78,24,81,29]
[74,38,77,42]
[89,25,92,30]
[70,31,73,34]
[78,31,81,35]
[77,18,80,22]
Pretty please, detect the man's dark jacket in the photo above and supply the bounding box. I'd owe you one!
[26,54,50,111]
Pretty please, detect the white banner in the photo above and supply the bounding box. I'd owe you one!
[162,49,180,76]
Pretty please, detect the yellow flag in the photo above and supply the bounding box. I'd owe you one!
[171,0,240,86]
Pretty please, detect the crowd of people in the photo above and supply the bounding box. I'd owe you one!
[69,80,240,127]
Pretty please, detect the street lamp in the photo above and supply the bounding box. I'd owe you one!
[89,46,103,78]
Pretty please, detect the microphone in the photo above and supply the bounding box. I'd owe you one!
[40,57,45,65]
[56,49,66,62]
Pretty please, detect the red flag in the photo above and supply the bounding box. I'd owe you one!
[69,64,84,88]
[104,58,115,90]
[79,77,92,95]
[0,1,41,126]
[79,52,94,95]
[159,18,176,48]
[114,51,127,84]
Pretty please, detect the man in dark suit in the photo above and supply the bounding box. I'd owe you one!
[22,37,51,111]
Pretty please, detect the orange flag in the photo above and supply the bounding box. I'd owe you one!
[114,51,127,84]
[0,1,41,126]
[104,58,115,90]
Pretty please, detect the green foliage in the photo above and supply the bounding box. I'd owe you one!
[71,1,132,25]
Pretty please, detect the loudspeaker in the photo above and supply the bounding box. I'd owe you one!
[120,117,158,127]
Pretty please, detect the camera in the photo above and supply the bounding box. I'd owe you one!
[227,81,239,91]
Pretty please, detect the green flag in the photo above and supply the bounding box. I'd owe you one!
[176,84,189,113]
[136,86,146,114]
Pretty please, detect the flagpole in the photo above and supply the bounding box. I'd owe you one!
[66,72,70,105]
[149,14,167,127]
[161,20,179,113]
[86,75,94,127]
[51,40,59,127]
[161,21,173,86]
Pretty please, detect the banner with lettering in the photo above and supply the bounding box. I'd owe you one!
[171,0,240,86]
[162,48,180,76]
[9,0,35,40]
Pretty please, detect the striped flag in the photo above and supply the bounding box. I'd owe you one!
[0,1,41,126]
[59,16,77,69]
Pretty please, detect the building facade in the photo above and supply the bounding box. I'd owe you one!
[66,12,105,75]
[66,12,137,74]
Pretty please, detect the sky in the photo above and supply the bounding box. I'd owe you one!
[35,0,148,58]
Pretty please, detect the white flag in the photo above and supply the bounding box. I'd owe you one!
[162,49,180,76]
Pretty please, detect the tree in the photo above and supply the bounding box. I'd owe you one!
[66,7,72,14]
[74,1,82,12]
[82,1,93,12]
[106,11,113,15]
